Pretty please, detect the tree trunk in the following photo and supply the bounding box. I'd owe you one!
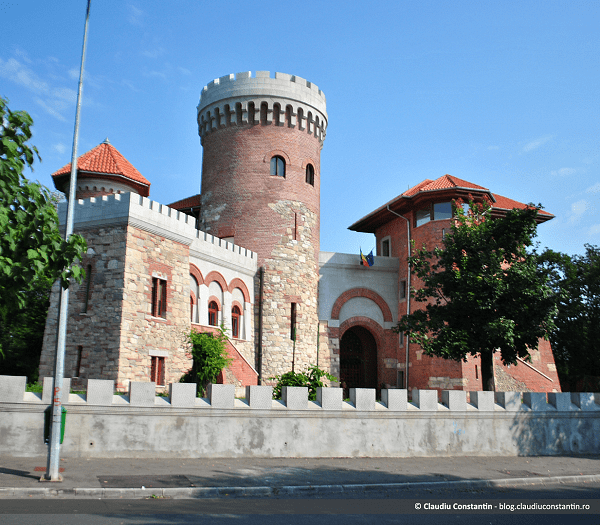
[480,350,496,391]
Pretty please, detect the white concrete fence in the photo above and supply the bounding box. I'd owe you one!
[1,375,599,459]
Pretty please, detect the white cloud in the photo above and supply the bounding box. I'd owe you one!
[143,47,166,59]
[178,67,192,75]
[122,79,141,92]
[585,182,600,194]
[550,167,577,177]
[0,57,48,94]
[521,135,553,153]
[14,48,32,64]
[34,96,67,122]
[53,143,67,155]
[128,5,145,26]
[567,199,589,224]
[572,199,589,215]
[589,224,600,235]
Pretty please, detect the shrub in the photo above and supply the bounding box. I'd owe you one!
[271,365,337,400]
[179,326,232,397]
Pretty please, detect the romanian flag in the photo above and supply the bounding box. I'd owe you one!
[360,249,374,267]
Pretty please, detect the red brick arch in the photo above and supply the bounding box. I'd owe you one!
[339,316,385,355]
[189,263,204,285]
[208,295,222,310]
[228,278,251,303]
[231,300,243,311]
[205,271,227,291]
[331,288,393,323]
[263,149,291,165]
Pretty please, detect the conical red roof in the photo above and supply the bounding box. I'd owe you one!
[52,139,150,189]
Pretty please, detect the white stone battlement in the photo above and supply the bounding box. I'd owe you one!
[3,376,600,458]
[3,376,599,413]
[59,192,256,263]
[197,71,328,143]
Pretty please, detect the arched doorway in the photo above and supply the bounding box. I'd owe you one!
[339,326,378,395]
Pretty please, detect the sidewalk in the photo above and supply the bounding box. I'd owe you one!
[1,455,599,499]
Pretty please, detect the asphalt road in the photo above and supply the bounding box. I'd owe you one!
[2,481,599,524]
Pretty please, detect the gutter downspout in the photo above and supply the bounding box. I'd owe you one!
[257,266,264,384]
[387,206,411,391]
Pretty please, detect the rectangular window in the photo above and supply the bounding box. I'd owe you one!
[399,280,406,300]
[397,370,404,389]
[151,356,165,386]
[381,238,390,257]
[433,202,452,220]
[290,302,297,341]
[152,278,167,318]
[415,208,431,227]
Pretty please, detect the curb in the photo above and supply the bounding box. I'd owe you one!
[1,474,599,499]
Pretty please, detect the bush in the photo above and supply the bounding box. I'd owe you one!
[179,326,232,397]
[271,365,337,400]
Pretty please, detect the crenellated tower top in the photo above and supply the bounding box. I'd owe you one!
[197,71,328,144]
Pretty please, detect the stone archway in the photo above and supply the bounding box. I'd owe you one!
[339,326,378,394]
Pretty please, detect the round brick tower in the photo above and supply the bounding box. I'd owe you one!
[197,71,328,379]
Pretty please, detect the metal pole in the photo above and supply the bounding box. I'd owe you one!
[43,0,91,482]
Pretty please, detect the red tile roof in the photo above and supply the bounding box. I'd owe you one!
[169,194,202,210]
[403,174,489,196]
[349,174,553,232]
[492,193,552,216]
[52,139,150,187]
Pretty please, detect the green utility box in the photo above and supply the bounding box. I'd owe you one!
[44,406,67,444]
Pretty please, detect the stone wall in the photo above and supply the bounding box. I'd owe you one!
[117,225,191,390]
[39,225,128,389]
[1,376,599,459]
[40,193,258,391]
[260,200,320,379]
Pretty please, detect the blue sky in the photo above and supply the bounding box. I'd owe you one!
[1,0,598,256]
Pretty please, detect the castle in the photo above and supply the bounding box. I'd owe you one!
[39,71,561,395]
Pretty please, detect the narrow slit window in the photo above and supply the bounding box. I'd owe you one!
[151,278,167,318]
[399,280,406,300]
[290,302,297,341]
[381,239,390,257]
[82,264,92,313]
[75,346,83,377]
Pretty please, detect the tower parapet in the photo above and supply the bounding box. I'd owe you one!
[197,71,327,144]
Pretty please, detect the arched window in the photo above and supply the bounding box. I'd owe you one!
[190,295,194,322]
[270,156,286,177]
[305,164,315,186]
[208,301,219,326]
[232,305,241,338]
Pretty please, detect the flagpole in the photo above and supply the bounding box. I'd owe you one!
[43,0,91,482]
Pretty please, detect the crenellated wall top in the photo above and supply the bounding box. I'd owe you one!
[56,192,257,267]
[197,71,328,142]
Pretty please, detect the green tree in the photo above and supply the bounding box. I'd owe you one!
[539,245,600,390]
[0,97,87,358]
[180,327,233,396]
[394,200,557,391]
[0,278,52,380]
